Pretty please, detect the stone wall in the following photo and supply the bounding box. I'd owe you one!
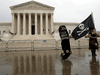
[0,23,12,37]
[0,39,100,51]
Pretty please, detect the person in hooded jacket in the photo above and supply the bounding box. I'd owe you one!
[88,28,100,56]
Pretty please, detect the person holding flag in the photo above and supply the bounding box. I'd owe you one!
[71,13,100,56]
[88,28,100,56]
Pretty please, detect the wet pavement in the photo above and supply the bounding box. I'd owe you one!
[0,49,100,75]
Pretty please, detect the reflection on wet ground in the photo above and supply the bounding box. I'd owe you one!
[0,49,100,75]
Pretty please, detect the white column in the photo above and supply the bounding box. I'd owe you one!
[35,13,37,35]
[40,13,43,35]
[17,13,20,35]
[46,13,48,34]
[12,13,15,34]
[23,13,26,35]
[28,13,31,35]
[51,13,54,34]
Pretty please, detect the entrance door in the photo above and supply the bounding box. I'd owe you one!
[32,26,35,35]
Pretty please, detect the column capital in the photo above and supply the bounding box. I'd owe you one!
[29,13,31,16]
[17,13,20,15]
[35,13,37,15]
[46,13,48,15]
[11,13,14,15]
[29,13,31,14]
[40,13,43,15]
[23,13,26,15]
[51,13,54,15]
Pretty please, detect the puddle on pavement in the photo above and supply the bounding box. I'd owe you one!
[0,49,100,75]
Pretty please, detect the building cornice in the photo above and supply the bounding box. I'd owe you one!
[0,22,12,26]
[54,22,79,26]
[10,1,55,10]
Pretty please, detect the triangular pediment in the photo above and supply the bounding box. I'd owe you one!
[10,1,55,10]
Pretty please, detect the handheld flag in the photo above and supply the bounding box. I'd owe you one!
[72,14,95,40]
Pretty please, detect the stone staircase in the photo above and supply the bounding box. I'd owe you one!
[10,34,54,40]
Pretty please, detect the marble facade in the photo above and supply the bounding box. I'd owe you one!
[0,0,79,40]
[10,1,54,35]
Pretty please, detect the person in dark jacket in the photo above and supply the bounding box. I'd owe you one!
[59,25,72,60]
[88,28,100,56]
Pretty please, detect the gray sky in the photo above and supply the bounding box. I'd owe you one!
[0,0,100,31]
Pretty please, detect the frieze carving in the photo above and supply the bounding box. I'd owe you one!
[10,1,55,10]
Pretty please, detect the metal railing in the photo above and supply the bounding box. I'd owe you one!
[0,38,99,51]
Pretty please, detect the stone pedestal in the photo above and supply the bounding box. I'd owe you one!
[1,32,13,41]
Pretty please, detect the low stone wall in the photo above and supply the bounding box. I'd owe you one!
[57,39,89,49]
[54,38,100,49]
[0,41,6,51]
[7,40,32,51]
[33,40,56,50]
[0,39,100,51]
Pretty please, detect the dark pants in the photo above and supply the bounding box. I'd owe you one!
[91,49,96,56]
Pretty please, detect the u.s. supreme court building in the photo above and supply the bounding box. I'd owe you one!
[0,0,79,40]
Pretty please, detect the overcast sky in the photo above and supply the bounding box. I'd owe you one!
[0,0,100,31]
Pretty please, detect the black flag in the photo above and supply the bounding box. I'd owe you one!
[72,14,95,40]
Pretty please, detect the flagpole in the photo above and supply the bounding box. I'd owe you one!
[91,12,95,27]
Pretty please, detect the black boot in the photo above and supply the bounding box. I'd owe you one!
[94,49,97,56]
[91,50,95,56]
[92,50,96,57]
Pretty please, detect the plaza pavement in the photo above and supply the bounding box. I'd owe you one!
[0,49,100,75]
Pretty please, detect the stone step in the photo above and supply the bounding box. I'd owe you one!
[10,35,54,40]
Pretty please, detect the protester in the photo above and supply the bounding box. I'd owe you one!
[59,25,72,60]
[88,28,100,56]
